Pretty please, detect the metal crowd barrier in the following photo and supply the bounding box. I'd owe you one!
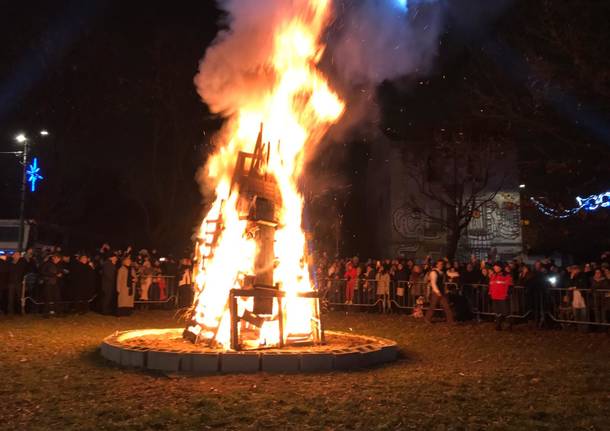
[134,275,178,305]
[546,287,610,327]
[317,278,608,328]
[14,271,610,328]
[21,295,97,314]
[19,272,99,314]
[17,274,180,313]
[320,277,384,310]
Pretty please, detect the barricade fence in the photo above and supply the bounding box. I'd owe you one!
[134,275,178,305]
[19,273,98,314]
[18,273,180,314]
[14,273,610,328]
[317,278,610,328]
[546,287,610,326]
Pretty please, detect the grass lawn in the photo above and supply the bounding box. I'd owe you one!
[0,310,608,430]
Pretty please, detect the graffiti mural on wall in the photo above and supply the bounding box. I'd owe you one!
[391,192,522,257]
[393,206,443,240]
[466,192,522,254]
[392,204,444,255]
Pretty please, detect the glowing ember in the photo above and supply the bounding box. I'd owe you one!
[184,0,344,349]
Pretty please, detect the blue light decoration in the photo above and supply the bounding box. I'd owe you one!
[576,192,610,211]
[26,157,43,192]
[530,190,610,219]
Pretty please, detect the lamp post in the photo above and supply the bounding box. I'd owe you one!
[15,134,29,252]
[13,130,48,251]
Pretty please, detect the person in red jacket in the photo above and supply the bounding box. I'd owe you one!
[344,261,358,304]
[488,262,514,330]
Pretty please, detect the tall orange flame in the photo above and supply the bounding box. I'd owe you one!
[185,0,343,348]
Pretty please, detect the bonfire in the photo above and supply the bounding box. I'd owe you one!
[183,0,344,350]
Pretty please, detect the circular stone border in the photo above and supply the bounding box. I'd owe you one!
[100,328,398,373]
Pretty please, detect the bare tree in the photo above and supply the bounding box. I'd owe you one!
[404,131,507,259]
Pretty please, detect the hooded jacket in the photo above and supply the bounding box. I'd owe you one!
[488,272,513,300]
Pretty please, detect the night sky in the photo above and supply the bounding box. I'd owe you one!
[1,0,608,257]
[0,1,223,252]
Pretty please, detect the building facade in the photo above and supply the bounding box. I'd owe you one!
[366,138,523,260]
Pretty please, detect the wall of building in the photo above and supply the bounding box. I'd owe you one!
[462,191,523,261]
[367,142,523,260]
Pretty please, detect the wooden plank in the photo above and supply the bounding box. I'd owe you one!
[229,291,239,351]
[277,296,284,348]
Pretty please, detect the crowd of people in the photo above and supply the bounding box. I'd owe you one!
[2,243,609,330]
[315,251,610,329]
[0,244,193,317]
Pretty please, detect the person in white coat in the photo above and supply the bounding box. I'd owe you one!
[376,266,391,313]
[116,256,135,316]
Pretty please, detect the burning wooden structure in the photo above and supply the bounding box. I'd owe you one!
[183,124,323,351]
[100,1,401,371]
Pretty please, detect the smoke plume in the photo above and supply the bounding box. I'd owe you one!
[328,0,444,87]
[194,0,294,117]
[193,0,511,200]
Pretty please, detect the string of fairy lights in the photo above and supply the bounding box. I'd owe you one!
[530,190,610,219]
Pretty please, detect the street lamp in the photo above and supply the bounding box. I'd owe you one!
[15,134,30,252]
[13,130,48,251]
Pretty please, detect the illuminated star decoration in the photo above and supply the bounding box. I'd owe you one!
[26,157,43,192]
